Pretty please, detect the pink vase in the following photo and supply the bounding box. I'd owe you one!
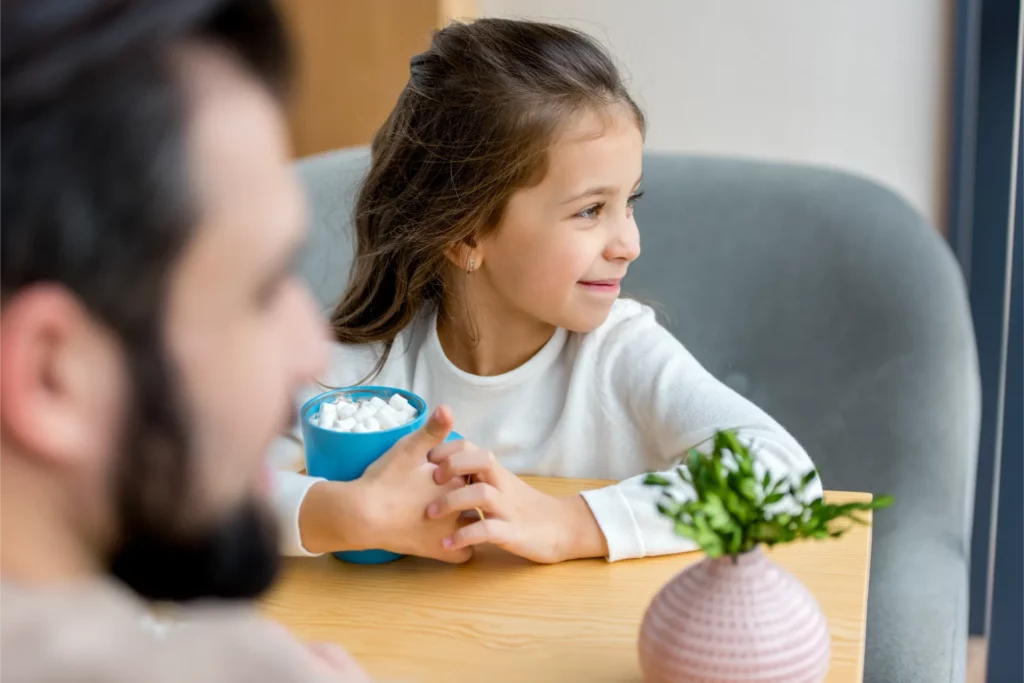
[638,546,830,683]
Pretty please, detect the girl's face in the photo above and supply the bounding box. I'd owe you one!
[475,107,643,334]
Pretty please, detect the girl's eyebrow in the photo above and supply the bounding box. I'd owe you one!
[560,175,643,205]
[560,186,614,205]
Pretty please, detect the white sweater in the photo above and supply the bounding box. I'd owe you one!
[270,299,822,561]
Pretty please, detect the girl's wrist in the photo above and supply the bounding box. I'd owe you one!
[297,480,371,554]
[556,494,609,562]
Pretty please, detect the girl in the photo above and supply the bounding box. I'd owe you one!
[273,18,822,564]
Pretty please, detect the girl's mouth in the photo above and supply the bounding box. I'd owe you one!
[577,279,622,294]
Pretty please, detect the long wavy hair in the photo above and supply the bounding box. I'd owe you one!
[330,18,644,378]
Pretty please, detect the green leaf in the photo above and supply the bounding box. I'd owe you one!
[728,529,742,555]
[769,477,788,497]
[719,430,745,456]
[723,490,751,522]
[749,521,779,543]
[701,535,725,558]
[682,500,703,516]
[651,429,893,552]
[739,477,759,502]
[703,494,737,533]
[644,473,672,487]
[656,500,681,518]
[871,495,895,509]
[674,522,699,541]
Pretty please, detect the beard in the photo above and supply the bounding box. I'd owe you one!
[108,342,280,603]
[110,496,280,602]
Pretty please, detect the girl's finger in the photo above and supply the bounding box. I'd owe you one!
[427,438,480,464]
[427,482,502,519]
[443,518,510,551]
[432,448,499,485]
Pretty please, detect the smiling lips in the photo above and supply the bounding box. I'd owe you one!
[577,278,622,294]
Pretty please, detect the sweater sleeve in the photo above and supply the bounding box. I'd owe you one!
[271,466,324,557]
[268,393,325,557]
[578,304,823,562]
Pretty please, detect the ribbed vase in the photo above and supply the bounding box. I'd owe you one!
[638,547,830,683]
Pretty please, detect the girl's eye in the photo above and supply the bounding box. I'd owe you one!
[575,203,603,220]
[626,190,645,208]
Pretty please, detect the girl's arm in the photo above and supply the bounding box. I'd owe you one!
[268,435,360,557]
[268,407,475,562]
[273,468,322,556]
[266,343,377,557]
[578,305,823,562]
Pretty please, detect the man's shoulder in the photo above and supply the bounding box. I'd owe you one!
[0,580,325,682]
[1,579,143,680]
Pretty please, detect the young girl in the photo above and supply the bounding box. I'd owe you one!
[272,18,822,564]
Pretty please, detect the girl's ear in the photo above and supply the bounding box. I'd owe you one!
[445,238,482,274]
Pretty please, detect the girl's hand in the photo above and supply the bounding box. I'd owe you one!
[300,406,473,564]
[356,406,473,563]
[426,441,609,563]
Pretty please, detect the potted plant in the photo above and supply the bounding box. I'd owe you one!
[638,430,892,683]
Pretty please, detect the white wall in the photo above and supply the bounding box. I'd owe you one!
[479,0,953,231]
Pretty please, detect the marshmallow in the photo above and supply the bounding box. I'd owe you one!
[353,405,377,422]
[388,394,412,414]
[311,392,420,432]
[335,401,358,418]
[376,410,399,430]
[334,417,357,433]
[375,404,399,421]
[318,402,338,427]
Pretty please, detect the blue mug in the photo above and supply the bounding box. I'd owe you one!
[300,386,460,564]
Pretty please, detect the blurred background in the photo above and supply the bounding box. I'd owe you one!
[276,1,1020,681]
[281,0,952,230]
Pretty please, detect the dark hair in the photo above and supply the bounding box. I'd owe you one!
[1,0,291,594]
[331,18,644,377]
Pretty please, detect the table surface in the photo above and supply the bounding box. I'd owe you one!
[262,477,873,683]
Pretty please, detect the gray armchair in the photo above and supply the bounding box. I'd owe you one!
[295,148,980,683]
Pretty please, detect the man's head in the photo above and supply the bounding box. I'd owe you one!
[0,0,327,600]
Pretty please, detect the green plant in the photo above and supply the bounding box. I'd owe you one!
[645,430,893,559]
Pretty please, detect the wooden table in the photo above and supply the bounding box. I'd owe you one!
[262,477,873,682]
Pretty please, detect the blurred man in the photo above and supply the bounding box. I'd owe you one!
[0,1,368,679]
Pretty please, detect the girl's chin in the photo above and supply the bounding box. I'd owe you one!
[557,301,617,334]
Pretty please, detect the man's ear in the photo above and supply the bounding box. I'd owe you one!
[0,285,128,469]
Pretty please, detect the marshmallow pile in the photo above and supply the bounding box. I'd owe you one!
[310,393,419,433]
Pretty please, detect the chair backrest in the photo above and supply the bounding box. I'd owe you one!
[295,148,979,527]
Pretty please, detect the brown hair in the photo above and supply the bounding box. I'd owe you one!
[330,18,644,377]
